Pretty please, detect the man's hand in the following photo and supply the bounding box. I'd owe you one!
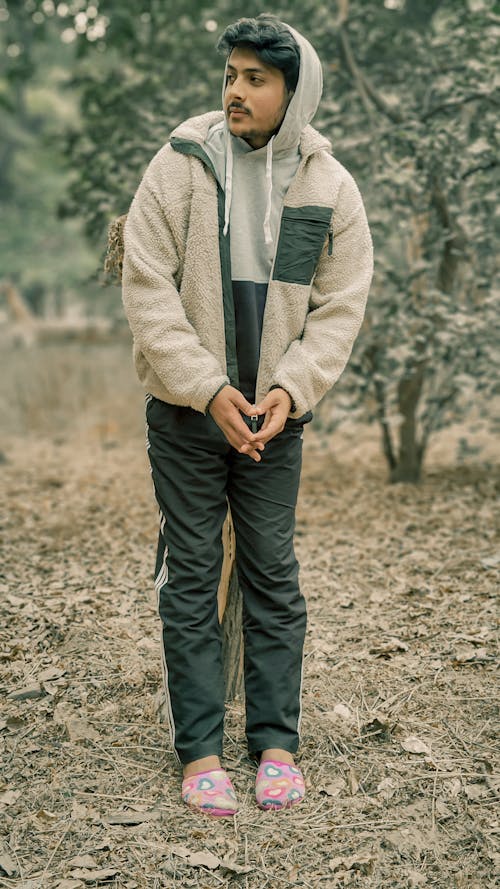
[250,388,292,445]
[209,385,264,462]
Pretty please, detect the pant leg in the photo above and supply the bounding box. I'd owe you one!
[145,396,230,765]
[227,414,311,756]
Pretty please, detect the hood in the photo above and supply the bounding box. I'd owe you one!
[171,24,327,247]
[222,22,324,245]
[279,23,323,148]
[218,22,324,156]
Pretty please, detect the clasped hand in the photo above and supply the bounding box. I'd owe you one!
[209,385,292,462]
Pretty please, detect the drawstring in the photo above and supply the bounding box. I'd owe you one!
[223,129,233,237]
[223,130,275,247]
[263,135,275,246]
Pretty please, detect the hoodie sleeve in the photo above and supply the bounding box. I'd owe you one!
[270,170,373,416]
[122,153,229,414]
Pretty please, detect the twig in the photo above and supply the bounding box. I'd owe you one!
[431,771,438,831]
[329,820,406,830]
[444,720,497,753]
[253,865,316,889]
[86,741,162,778]
[74,789,175,806]
[478,761,500,799]
[39,819,72,885]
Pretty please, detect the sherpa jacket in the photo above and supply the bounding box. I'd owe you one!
[122,111,373,419]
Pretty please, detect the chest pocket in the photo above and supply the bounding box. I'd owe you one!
[272,205,333,286]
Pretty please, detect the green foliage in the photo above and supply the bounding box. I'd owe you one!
[56,0,228,240]
[45,0,346,240]
[0,1,103,305]
[324,0,499,480]
[3,0,497,478]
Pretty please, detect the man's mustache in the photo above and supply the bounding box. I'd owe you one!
[227,103,250,114]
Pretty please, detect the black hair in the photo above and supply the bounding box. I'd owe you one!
[216,14,300,93]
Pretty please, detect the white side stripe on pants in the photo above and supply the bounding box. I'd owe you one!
[154,517,180,764]
[296,629,306,743]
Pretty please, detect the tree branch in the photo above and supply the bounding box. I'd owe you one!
[462,159,498,181]
[421,90,499,121]
[337,25,403,124]
[336,0,350,27]
[430,176,468,292]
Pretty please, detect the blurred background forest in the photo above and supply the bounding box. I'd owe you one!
[0,0,498,480]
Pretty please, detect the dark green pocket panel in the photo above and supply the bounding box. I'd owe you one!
[272,206,333,285]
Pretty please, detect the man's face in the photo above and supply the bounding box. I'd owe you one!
[223,46,293,150]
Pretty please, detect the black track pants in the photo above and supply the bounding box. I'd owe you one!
[145,394,312,765]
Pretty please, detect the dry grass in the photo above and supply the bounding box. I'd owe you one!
[1,342,498,888]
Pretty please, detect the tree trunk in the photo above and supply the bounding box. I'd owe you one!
[431,176,467,295]
[220,564,244,701]
[390,366,425,483]
[218,510,244,701]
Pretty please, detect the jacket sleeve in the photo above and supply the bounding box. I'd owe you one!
[270,171,373,417]
[121,153,229,413]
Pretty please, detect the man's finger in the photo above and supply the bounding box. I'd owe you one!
[211,385,254,418]
[260,411,272,432]
[230,391,255,416]
[228,412,260,445]
[240,440,265,454]
[238,445,263,462]
[252,415,285,444]
[220,423,261,461]
[252,396,274,415]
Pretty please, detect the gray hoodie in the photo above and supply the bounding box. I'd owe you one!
[203,23,324,403]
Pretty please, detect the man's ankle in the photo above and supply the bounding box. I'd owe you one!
[260,748,295,765]
[183,755,221,779]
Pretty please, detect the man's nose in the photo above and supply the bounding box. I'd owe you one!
[226,76,245,102]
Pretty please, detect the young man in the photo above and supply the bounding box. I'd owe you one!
[122,15,373,816]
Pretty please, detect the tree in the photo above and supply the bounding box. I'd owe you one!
[0,0,104,307]
[55,0,227,244]
[314,0,499,481]
[44,0,499,482]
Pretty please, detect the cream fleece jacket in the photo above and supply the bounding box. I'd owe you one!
[122,111,373,418]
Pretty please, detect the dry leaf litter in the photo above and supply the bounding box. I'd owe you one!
[0,342,498,888]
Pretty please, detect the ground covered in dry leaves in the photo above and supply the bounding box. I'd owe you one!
[1,344,499,888]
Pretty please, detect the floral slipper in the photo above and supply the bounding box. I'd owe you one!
[181,768,238,817]
[255,760,306,811]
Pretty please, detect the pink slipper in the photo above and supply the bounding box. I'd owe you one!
[181,768,238,817]
[255,760,306,811]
